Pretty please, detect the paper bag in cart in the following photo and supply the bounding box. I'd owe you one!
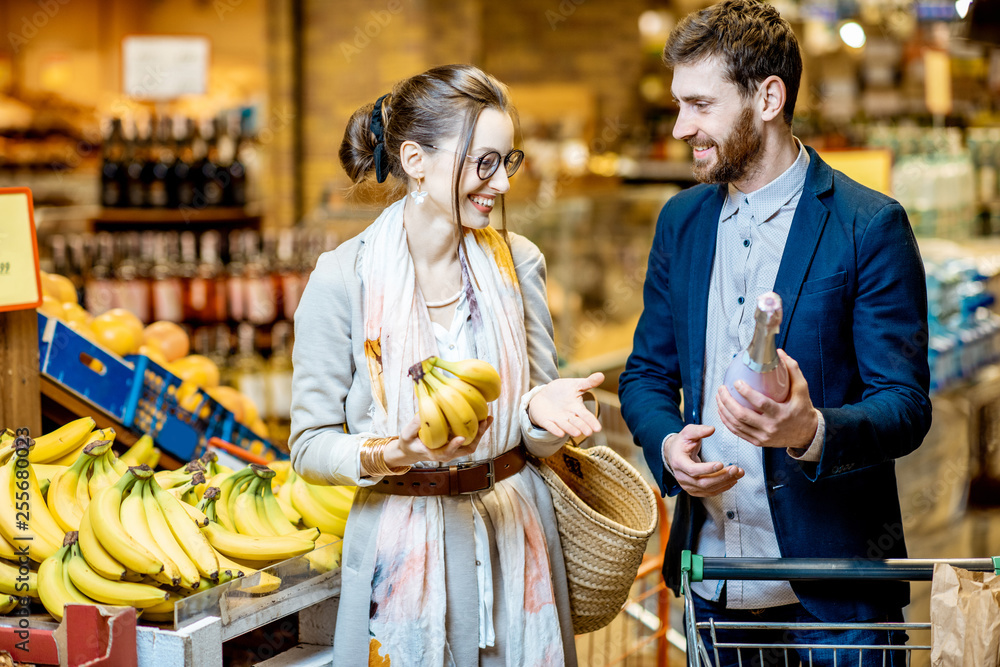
[931,562,1000,666]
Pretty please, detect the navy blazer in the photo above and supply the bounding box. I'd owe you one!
[619,147,932,622]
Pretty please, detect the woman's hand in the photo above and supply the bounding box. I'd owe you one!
[527,372,604,439]
[383,415,494,468]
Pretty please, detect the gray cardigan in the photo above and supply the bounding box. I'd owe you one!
[289,226,578,664]
[289,228,566,487]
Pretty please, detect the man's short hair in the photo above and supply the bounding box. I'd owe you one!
[663,0,803,125]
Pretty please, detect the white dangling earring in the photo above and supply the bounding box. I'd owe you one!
[410,176,428,204]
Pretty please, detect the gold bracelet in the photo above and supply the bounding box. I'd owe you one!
[361,436,410,477]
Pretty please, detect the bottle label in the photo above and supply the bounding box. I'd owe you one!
[228,277,245,321]
[204,182,223,206]
[148,182,168,208]
[190,278,208,311]
[85,279,116,313]
[117,281,150,322]
[102,184,120,207]
[152,279,184,322]
[247,278,276,325]
[282,274,303,321]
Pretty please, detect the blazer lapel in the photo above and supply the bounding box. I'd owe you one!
[773,149,834,349]
[687,187,726,413]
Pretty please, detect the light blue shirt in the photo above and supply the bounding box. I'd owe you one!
[689,140,820,607]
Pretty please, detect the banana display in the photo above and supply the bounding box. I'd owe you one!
[0,418,352,626]
[407,356,502,449]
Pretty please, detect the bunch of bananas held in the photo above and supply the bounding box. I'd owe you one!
[407,356,502,449]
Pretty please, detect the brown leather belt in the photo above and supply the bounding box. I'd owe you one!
[373,446,526,496]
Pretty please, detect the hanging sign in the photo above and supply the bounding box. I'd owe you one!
[122,35,210,100]
[0,188,42,313]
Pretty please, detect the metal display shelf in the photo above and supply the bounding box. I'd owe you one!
[0,540,343,666]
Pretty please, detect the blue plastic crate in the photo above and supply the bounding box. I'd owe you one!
[37,312,51,368]
[122,355,234,462]
[39,315,136,422]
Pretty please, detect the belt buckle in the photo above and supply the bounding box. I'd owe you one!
[455,458,495,494]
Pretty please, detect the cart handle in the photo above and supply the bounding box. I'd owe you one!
[680,550,1000,582]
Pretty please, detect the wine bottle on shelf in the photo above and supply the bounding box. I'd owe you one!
[125,121,145,208]
[101,118,127,208]
[168,118,195,209]
[722,291,789,409]
[85,233,117,314]
[225,114,247,207]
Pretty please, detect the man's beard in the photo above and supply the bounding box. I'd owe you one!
[690,105,762,185]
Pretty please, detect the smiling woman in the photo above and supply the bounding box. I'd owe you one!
[291,64,605,666]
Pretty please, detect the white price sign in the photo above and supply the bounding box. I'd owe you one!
[122,35,210,100]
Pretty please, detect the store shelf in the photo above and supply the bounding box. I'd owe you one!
[172,539,342,641]
[90,206,262,231]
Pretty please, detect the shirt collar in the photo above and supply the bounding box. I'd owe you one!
[719,138,809,225]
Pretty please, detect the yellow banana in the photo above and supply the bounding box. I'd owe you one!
[149,480,219,581]
[33,463,68,486]
[232,477,272,537]
[0,595,19,614]
[428,356,501,402]
[290,476,347,536]
[276,475,301,524]
[414,379,449,449]
[304,483,354,520]
[201,520,317,562]
[0,450,61,561]
[140,482,200,590]
[237,571,282,595]
[259,482,297,535]
[120,481,180,587]
[89,471,164,577]
[144,448,162,469]
[0,555,38,597]
[424,374,478,442]
[428,366,489,421]
[49,428,114,467]
[21,417,96,464]
[217,468,254,532]
[212,548,253,578]
[77,504,126,581]
[66,543,169,608]
[269,460,291,486]
[0,532,23,562]
[47,454,91,533]
[38,542,93,621]
[306,532,343,572]
[87,449,120,501]
[120,434,154,468]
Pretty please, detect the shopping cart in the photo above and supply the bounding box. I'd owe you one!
[680,549,1000,667]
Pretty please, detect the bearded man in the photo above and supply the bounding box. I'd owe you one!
[618,2,931,665]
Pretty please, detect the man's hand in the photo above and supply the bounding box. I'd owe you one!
[715,349,819,449]
[664,424,744,497]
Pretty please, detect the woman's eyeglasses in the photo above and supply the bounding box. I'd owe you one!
[422,144,525,180]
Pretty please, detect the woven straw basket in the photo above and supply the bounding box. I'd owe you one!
[535,444,658,634]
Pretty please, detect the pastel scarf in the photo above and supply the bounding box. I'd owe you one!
[360,198,564,666]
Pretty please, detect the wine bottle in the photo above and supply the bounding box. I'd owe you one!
[723,291,789,408]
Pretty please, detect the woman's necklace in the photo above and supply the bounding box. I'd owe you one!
[425,286,463,308]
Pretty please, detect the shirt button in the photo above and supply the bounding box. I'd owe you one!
[449,344,456,350]
[743,239,750,248]
[737,296,745,305]
[476,560,482,566]
[726,511,736,520]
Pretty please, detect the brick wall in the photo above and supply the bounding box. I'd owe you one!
[286,0,646,221]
